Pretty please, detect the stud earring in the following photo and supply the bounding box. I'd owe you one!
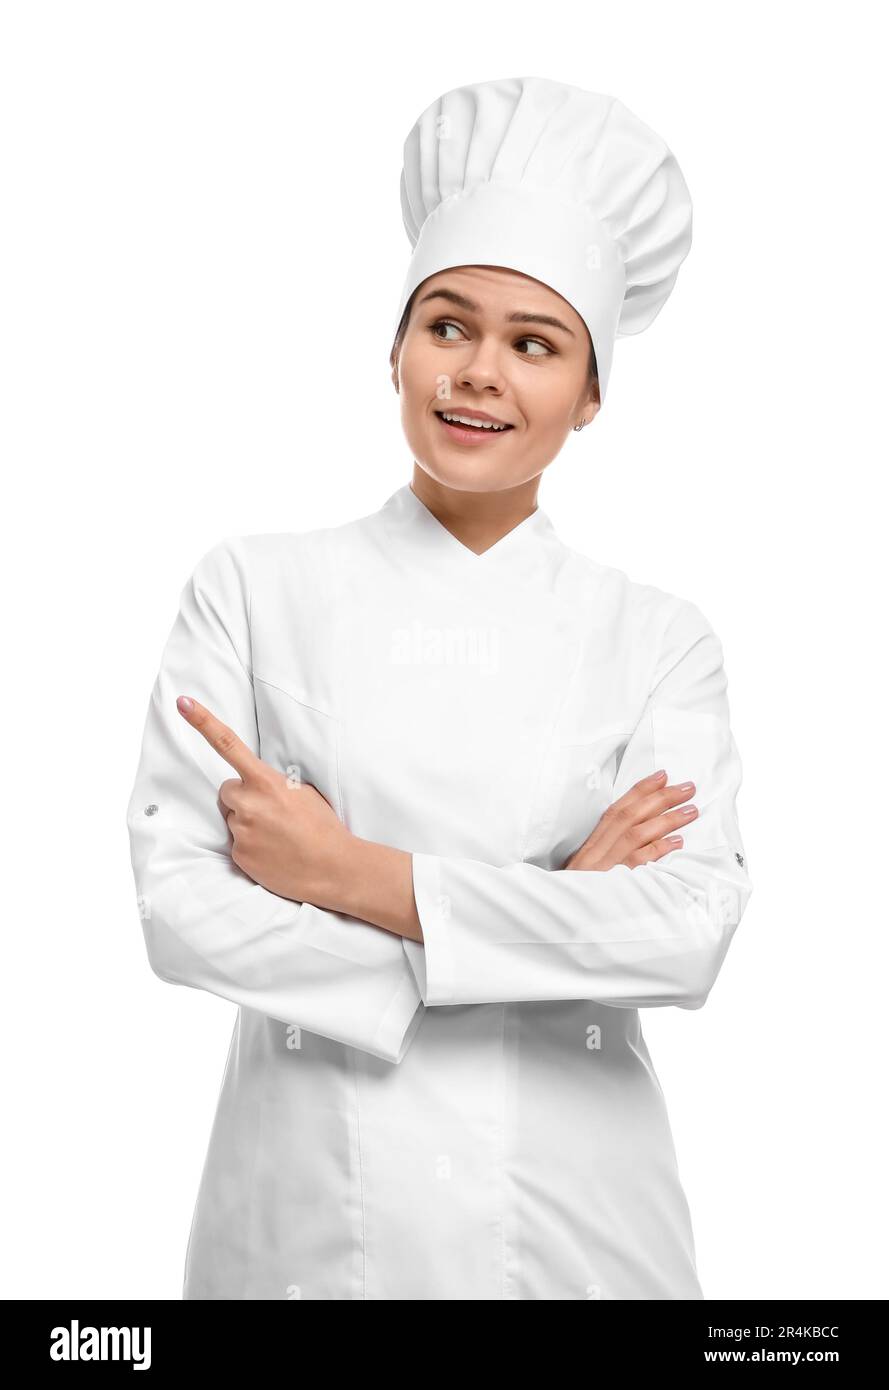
[573,419,587,431]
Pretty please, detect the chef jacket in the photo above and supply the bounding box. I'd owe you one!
[126,481,752,1300]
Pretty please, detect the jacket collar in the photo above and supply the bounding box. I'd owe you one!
[379,483,566,595]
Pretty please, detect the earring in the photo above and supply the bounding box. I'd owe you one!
[573,419,586,431]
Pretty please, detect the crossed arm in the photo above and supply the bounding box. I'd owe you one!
[127,538,751,1063]
[175,692,702,944]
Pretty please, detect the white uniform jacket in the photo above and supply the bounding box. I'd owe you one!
[126,482,752,1300]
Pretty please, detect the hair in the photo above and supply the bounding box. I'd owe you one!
[389,287,600,408]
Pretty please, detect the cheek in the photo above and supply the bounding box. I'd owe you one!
[399,342,444,408]
[517,372,576,433]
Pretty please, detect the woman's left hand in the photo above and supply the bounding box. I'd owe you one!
[176,694,348,904]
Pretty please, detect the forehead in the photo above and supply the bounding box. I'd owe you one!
[416,265,584,328]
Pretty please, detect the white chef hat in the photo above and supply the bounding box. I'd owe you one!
[396,76,693,404]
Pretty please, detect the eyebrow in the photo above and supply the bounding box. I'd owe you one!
[416,287,576,337]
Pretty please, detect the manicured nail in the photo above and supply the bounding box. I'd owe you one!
[681,805,697,816]
[652,769,667,780]
[666,836,683,846]
[177,696,194,714]
[678,781,695,792]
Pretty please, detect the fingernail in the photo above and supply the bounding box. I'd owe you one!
[177,696,194,714]
[678,782,695,792]
[652,769,667,779]
[681,805,697,816]
[666,836,683,846]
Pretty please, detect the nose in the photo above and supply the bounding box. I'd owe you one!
[455,336,508,395]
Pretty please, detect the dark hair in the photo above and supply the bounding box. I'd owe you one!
[389,288,600,407]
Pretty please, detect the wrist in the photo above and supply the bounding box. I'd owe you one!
[308,824,359,914]
[332,833,394,920]
[323,832,421,940]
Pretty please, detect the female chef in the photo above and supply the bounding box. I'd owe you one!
[127,76,753,1300]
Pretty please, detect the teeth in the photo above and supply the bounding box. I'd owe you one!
[440,412,509,431]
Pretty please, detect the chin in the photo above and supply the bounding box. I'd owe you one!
[405,426,531,494]
[413,454,526,494]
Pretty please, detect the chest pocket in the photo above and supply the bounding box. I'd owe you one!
[253,674,343,821]
[522,722,634,868]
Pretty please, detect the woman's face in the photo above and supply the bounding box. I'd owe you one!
[392,265,599,495]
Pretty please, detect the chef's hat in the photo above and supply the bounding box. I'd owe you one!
[396,76,693,403]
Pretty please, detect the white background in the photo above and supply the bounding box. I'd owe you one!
[2,0,885,1300]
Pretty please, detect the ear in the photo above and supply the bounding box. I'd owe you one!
[575,398,601,430]
[582,383,602,426]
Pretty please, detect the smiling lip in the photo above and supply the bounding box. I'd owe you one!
[434,407,515,446]
[438,406,511,425]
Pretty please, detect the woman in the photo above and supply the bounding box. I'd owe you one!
[127,76,752,1301]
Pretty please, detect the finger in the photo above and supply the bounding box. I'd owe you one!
[576,770,665,859]
[623,835,684,869]
[613,772,696,822]
[217,781,237,831]
[177,695,266,780]
[634,802,698,848]
[218,777,245,811]
[608,801,698,864]
[596,776,696,858]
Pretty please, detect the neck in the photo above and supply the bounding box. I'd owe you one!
[409,467,541,556]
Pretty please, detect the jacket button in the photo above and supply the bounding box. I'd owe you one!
[144,804,159,817]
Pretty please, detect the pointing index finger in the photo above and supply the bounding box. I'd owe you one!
[177,695,265,780]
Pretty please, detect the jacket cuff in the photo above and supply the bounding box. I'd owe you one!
[371,970,425,1062]
[404,852,457,1006]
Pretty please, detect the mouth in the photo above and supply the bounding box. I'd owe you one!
[434,409,515,445]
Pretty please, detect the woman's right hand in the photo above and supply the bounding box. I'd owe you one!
[561,770,698,871]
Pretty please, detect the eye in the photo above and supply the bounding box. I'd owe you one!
[427,320,556,358]
[429,319,464,341]
[515,337,554,358]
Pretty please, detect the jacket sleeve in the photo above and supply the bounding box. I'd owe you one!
[402,600,752,1011]
[126,536,423,1064]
